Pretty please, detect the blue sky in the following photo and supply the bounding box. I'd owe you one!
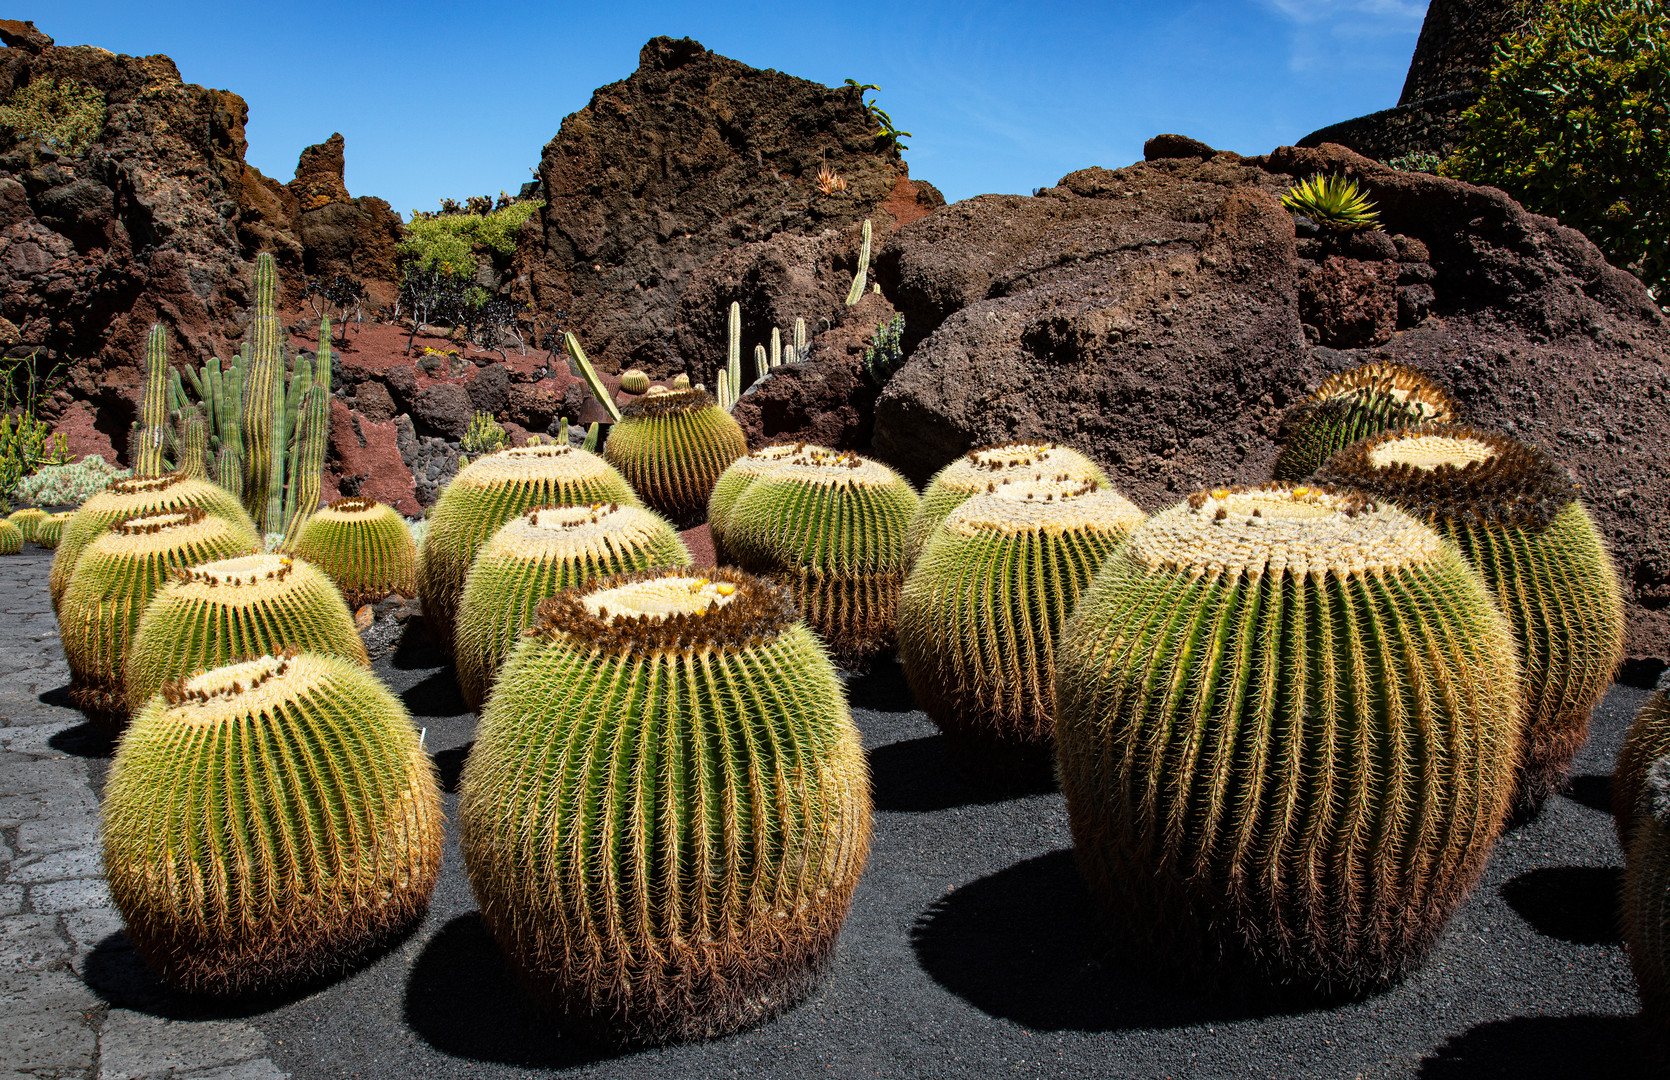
[46,1,1427,217]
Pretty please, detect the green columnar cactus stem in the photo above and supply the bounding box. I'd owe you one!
[707,443,816,564]
[289,497,417,607]
[214,352,246,493]
[460,568,871,1045]
[33,511,71,549]
[770,327,782,369]
[1316,424,1625,815]
[899,477,1146,780]
[845,219,872,307]
[454,503,691,711]
[280,387,328,547]
[725,447,919,668]
[0,520,21,555]
[619,369,650,395]
[907,443,1108,571]
[754,344,768,383]
[726,301,742,411]
[124,553,368,713]
[793,317,806,364]
[1618,691,1670,855]
[416,445,640,659]
[61,508,261,728]
[243,253,284,532]
[1054,483,1521,993]
[137,324,170,477]
[562,332,622,423]
[1622,745,1670,1036]
[175,406,208,479]
[1272,362,1456,481]
[8,507,47,540]
[602,387,749,529]
[103,650,443,995]
[50,475,261,614]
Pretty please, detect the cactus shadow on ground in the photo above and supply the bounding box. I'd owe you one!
[400,669,469,718]
[838,658,915,714]
[46,716,116,759]
[431,743,469,795]
[867,736,1049,813]
[1498,866,1624,947]
[81,931,359,1022]
[1415,1013,1642,1078]
[1561,773,1614,815]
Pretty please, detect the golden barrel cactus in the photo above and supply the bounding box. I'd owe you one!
[289,496,417,607]
[0,520,21,555]
[603,386,749,528]
[1272,362,1457,481]
[7,507,46,540]
[33,511,72,550]
[707,443,814,565]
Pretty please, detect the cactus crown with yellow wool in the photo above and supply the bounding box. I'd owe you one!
[1272,363,1458,481]
[907,442,1107,569]
[602,385,750,528]
[290,496,417,607]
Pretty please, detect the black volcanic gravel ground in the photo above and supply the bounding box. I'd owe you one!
[52,583,1656,1079]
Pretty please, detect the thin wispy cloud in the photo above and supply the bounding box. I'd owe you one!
[1259,0,1427,24]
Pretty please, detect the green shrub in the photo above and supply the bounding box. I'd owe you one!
[401,200,543,280]
[0,351,72,509]
[0,77,105,156]
[14,455,128,508]
[460,411,508,455]
[863,315,906,385]
[1444,0,1670,304]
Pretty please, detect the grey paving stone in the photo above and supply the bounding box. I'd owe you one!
[98,1010,271,1080]
[17,813,99,855]
[31,876,112,914]
[178,1060,288,1080]
[0,885,20,916]
[0,994,97,1078]
[62,904,125,952]
[0,914,71,970]
[7,846,101,882]
[0,724,69,756]
[0,756,88,797]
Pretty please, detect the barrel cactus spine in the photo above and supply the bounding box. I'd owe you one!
[1616,690,1670,853]
[460,567,870,1045]
[102,649,442,995]
[899,476,1146,781]
[454,502,692,712]
[1316,424,1626,815]
[707,442,816,565]
[33,511,72,550]
[124,552,368,714]
[7,507,47,540]
[1272,362,1457,481]
[1054,483,1521,993]
[416,444,640,659]
[0,520,21,555]
[602,386,749,529]
[288,496,417,608]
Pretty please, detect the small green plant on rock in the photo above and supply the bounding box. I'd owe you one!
[461,411,508,455]
[863,314,906,385]
[0,77,105,156]
[1281,173,1381,231]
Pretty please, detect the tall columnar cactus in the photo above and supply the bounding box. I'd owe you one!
[899,477,1146,780]
[561,332,622,423]
[33,511,71,550]
[416,444,640,659]
[242,252,285,531]
[1619,691,1670,856]
[50,475,260,614]
[60,508,261,727]
[289,496,417,607]
[174,407,209,479]
[0,520,21,555]
[135,324,170,476]
[707,443,817,564]
[460,567,870,1044]
[454,503,691,711]
[726,300,743,411]
[845,218,872,307]
[280,384,330,547]
[1054,483,1521,992]
[102,650,442,995]
[725,447,919,668]
[1623,746,1670,1037]
[124,553,368,713]
[7,507,46,541]
[1272,362,1457,481]
[1316,424,1625,815]
[907,442,1108,571]
[602,386,749,528]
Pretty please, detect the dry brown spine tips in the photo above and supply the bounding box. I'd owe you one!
[172,553,295,588]
[529,567,799,656]
[1311,362,1456,417]
[106,474,187,497]
[618,386,715,418]
[321,496,383,516]
[161,647,301,706]
[112,508,206,536]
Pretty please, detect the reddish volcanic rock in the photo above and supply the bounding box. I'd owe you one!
[327,398,420,515]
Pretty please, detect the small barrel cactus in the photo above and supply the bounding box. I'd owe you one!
[707,443,816,564]
[102,649,443,995]
[619,368,651,395]
[0,519,21,555]
[125,553,369,714]
[725,447,919,668]
[899,476,1146,780]
[60,508,261,727]
[416,445,640,659]
[1316,424,1625,815]
[7,507,47,540]
[288,496,417,607]
[32,511,72,550]
[602,386,749,529]
[454,502,691,712]
[51,474,260,614]
[671,373,691,389]
[1616,690,1670,853]
[1623,744,1670,1037]
[1054,483,1520,993]
[461,567,870,1045]
[906,443,1107,571]
[1272,362,1456,481]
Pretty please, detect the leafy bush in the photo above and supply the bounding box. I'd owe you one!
[15,454,128,508]
[1443,0,1670,304]
[400,200,543,279]
[863,315,906,385]
[1387,151,1443,174]
[0,77,105,156]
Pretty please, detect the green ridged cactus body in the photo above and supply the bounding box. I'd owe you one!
[33,511,71,550]
[51,474,260,614]
[0,520,21,555]
[8,507,47,540]
[124,553,368,713]
[461,567,870,1045]
[906,443,1107,572]
[899,477,1146,779]
[289,496,417,607]
[60,508,261,727]
[1054,483,1521,993]
[102,650,442,995]
[1623,744,1670,1036]
[725,447,919,668]
[707,443,817,564]
[1620,692,1670,859]
[602,386,749,529]
[416,445,640,659]
[1272,362,1457,481]
[136,324,170,476]
[1316,424,1625,816]
[455,503,691,712]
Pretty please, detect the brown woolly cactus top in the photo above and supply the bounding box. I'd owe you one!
[1131,483,1444,581]
[618,386,718,419]
[530,566,801,656]
[943,477,1146,537]
[160,647,304,713]
[172,553,295,589]
[1315,424,1578,527]
[454,443,611,487]
[316,496,388,519]
[1309,362,1457,417]
[106,473,188,497]
[932,442,1104,495]
[111,507,205,536]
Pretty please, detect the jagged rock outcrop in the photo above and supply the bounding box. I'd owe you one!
[288,132,402,301]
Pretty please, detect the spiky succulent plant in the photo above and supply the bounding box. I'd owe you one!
[7,507,46,540]
[899,477,1146,781]
[602,386,749,529]
[288,496,417,607]
[1623,746,1670,1036]
[706,443,816,564]
[1280,172,1381,231]
[0,520,21,555]
[724,447,920,668]
[454,503,691,712]
[1619,691,1670,857]
[619,368,650,395]
[102,649,442,995]
[906,443,1107,571]
[1272,363,1457,481]
[1054,483,1520,993]
[32,511,71,550]
[51,474,260,614]
[416,444,640,659]
[1316,424,1625,815]
[60,508,261,727]
[460,567,870,1045]
[124,553,369,713]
